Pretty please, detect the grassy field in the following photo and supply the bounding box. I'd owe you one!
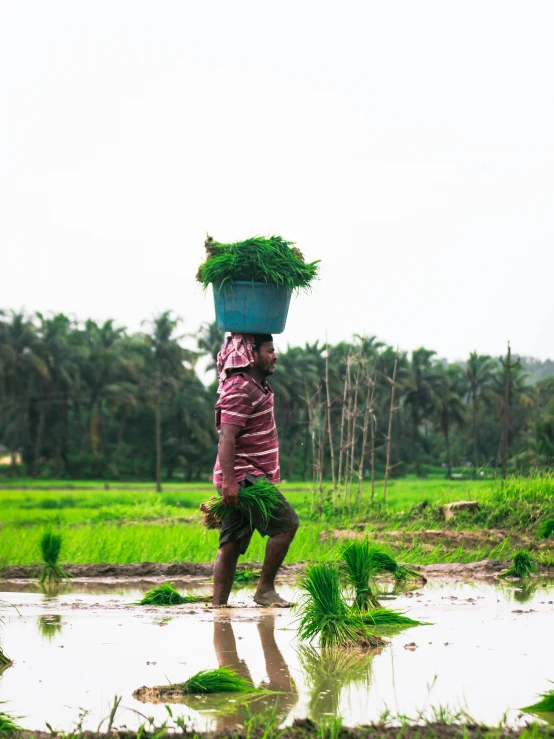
[0,476,552,567]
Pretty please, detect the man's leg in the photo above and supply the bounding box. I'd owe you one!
[253,527,298,607]
[213,540,242,605]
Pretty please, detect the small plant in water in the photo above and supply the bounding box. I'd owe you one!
[365,547,426,584]
[500,550,537,579]
[234,567,260,584]
[297,562,384,649]
[138,582,211,606]
[359,607,426,630]
[537,517,554,540]
[38,529,68,584]
[133,666,269,702]
[0,702,21,732]
[200,478,282,530]
[38,615,63,641]
[522,682,554,714]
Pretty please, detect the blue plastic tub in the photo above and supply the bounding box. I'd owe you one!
[213,281,292,334]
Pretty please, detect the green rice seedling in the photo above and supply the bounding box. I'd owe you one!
[0,703,21,732]
[366,547,426,584]
[500,550,538,579]
[38,529,68,584]
[200,478,282,530]
[297,563,385,649]
[538,518,554,540]
[359,607,427,632]
[234,567,260,584]
[340,539,381,611]
[37,615,63,641]
[133,666,268,703]
[0,646,12,672]
[196,234,320,291]
[523,683,554,714]
[138,582,211,606]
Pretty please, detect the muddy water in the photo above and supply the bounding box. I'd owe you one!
[1,579,553,731]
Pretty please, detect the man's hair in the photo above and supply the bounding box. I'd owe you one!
[252,334,273,352]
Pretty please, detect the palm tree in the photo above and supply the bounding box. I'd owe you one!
[196,321,225,371]
[491,356,533,472]
[404,348,442,477]
[465,352,496,478]
[434,365,468,478]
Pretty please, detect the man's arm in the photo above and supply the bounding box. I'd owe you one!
[218,423,242,506]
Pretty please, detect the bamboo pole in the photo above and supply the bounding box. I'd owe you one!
[325,339,337,507]
[383,350,399,506]
[336,351,351,515]
[357,368,373,509]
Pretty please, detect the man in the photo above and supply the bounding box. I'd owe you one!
[212,332,299,607]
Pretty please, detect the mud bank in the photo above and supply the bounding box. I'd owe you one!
[8,723,554,739]
[0,559,510,582]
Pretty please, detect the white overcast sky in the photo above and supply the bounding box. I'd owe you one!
[1,1,553,361]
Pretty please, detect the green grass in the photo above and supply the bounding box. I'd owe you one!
[0,477,551,567]
[138,582,211,606]
[365,547,425,583]
[537,518,554,539]
[196,234,320,290]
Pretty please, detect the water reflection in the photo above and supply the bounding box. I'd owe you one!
[298,645,380,720]
[37,615,63,641]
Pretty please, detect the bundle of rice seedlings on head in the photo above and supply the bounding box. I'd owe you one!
[500,550,537,579]
[297,563,384,649]
[340,539,381,611]
[38,529,68,584]
[138,582,211,606]
[200,478,282,530]
[522,683,554,714]
[196,235,320,291]
[537,517,554,540]
[366,547,426,584]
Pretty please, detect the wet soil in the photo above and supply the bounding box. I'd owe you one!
[0,558,533,583]
[8,724,554,739]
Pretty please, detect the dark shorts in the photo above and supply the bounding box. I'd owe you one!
[217,474,299,554]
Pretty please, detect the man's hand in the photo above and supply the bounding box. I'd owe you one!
[222,480,240,507]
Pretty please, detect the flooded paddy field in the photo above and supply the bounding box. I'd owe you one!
[1,577,553,732]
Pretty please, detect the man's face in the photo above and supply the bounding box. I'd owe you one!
[253,341,278,377]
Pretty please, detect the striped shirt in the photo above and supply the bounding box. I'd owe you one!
[213,372,280,486]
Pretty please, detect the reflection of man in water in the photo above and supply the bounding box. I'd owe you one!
[212,615,297,729]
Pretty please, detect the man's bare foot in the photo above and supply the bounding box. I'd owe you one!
[253,589,294,608]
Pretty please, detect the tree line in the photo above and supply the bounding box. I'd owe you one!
[0,309,553,488]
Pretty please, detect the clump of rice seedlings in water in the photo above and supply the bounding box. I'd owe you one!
[200,478,282,530]
[500,550,537,579]
[0,645,12,672]
[359,607,426,630]
[297,563,384,649]
[196,234,320,291]
[38,529,68,584]
[366,547,426,584]
[138,582,211,606]
[341,540,381,611]
[133,666,267,702]
[522,682,554,714]
[537,518,554,540]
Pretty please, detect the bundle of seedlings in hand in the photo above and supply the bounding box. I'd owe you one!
[365,547,426,584]
[500,550,537,579]
[38,530,68,584]
[196,235,319,291]
[340,540,381,611]
[138,582,211,606]
[522,683,554,714]
[297,562,384,649]
[133,666,268,703]
[200,478,282,530]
